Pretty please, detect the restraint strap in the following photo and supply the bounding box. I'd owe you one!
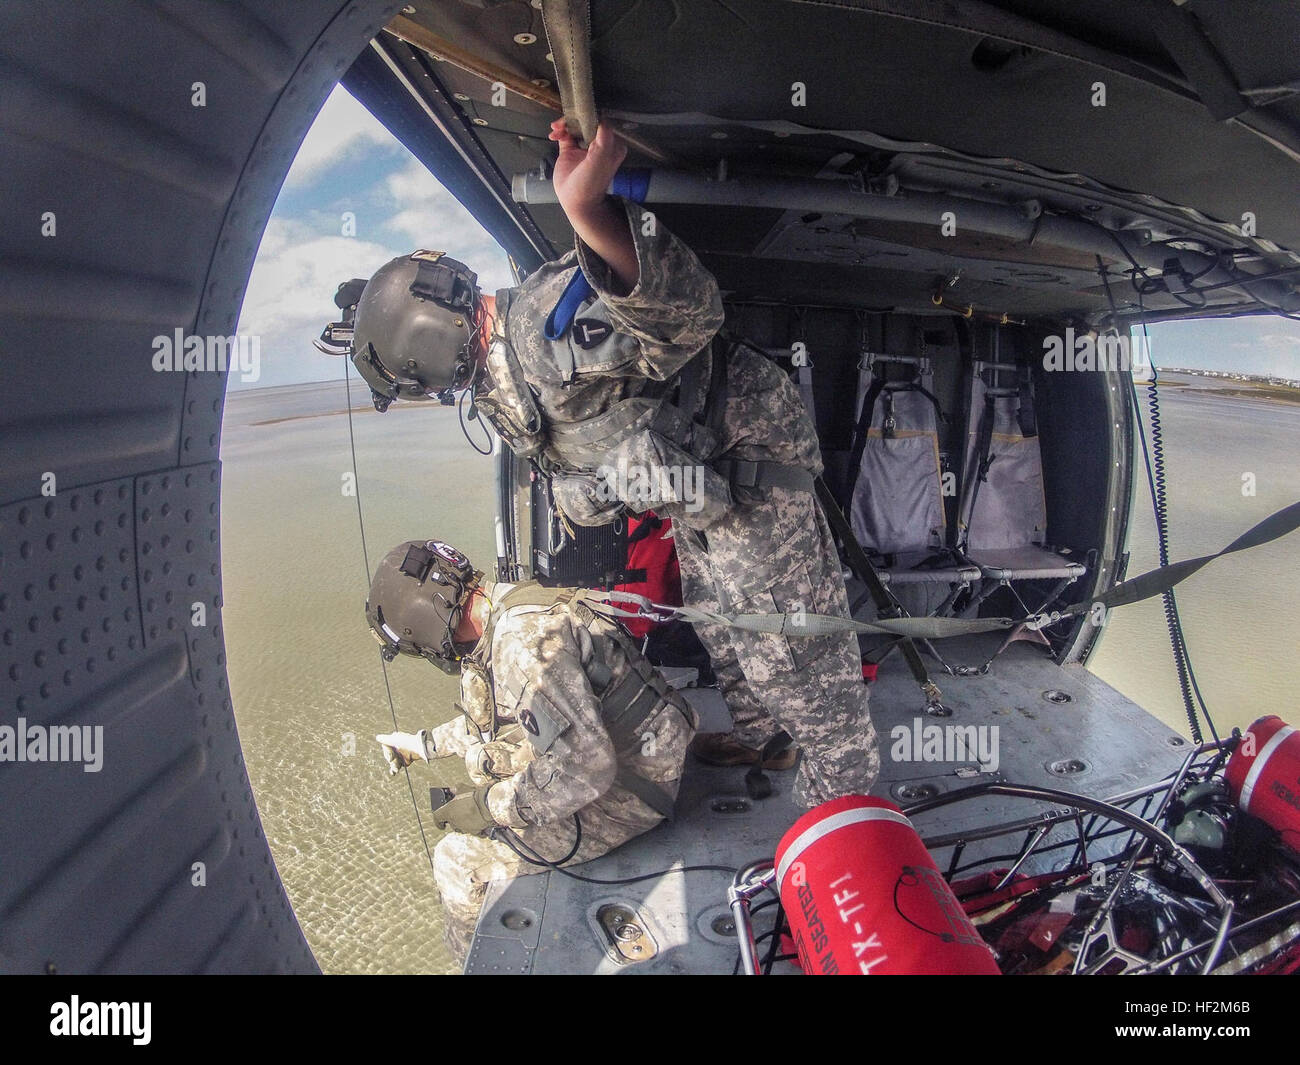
[613,768,676,820]
[814,477,944,706]
[1063,500,1300,616]
[1017,362,1038,438]
[575,587,1014,641]
[961,391,998,550]
[571,499,1300,645]
[713,458,816,494]
[844,368,886,507]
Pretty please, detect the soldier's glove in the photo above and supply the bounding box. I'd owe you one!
[433,784,497,836]
[375,729,434,775]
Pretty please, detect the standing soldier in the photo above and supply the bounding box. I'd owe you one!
[343,119,878,807]
[366,538,697,961]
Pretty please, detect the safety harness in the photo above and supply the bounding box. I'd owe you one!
[476,319,818,501]
[464,581,691,820]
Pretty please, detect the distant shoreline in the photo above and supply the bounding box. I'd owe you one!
[1156,369,1300,405]
[224,368,1300,422]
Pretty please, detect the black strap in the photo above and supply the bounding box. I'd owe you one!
[962,392,998,550]
[674,345,705,420]
[614,768,677,820]
[627,514,662,545]
[713,458,816,494]
[703,333,732,437]
[912,382,948,424]
[814,477,943,707]
[1066,500,1300,616]
[1017,362,1038,438]
[844,369,886,507]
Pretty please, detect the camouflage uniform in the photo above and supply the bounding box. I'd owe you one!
[428,581,697,960]
[494,198,879,807]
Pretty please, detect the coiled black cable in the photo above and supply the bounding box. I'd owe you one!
[1140,343,1203,742]
[1098,260,1220,745]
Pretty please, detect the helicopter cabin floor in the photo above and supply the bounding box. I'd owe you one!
[464,633,1191,974]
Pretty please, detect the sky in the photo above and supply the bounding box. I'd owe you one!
[233,85,1300,389]
[232,85,514,391]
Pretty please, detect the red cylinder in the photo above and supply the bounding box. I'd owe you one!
[775,795,1001,975]
[1226,715,1300,853]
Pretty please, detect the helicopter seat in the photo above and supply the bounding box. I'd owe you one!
[958,358,1086,617]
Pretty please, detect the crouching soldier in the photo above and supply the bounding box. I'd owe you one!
[366,538,697,963]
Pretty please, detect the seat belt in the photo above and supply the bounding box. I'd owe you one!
[961,391,998,551]
[1016,362,1038,438]
[814,477,946,711]
[844,366,886,508]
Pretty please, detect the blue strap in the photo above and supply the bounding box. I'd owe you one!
[610,167,651,204]
[544,169,651,340]
[544,270,595,341]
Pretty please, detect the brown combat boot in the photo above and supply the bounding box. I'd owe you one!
[689,732,799,771]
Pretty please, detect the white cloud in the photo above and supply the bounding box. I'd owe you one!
[232,87,519,388]
[378,160,515,292]
[283,85,400,188]
[237,219,395,339]
[1257,333,1300,349]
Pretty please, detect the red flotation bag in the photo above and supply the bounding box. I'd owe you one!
[775,795,1001,975]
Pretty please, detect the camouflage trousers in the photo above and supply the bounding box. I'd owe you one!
[433,802,656,966]
[674,485,880,807]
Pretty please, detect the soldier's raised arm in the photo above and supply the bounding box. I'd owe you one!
[551,120,724,381]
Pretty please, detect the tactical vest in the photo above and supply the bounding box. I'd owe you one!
[472,287,816,525]
[457,581,692,819]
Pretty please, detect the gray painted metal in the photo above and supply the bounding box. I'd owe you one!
[1,0,406,974]
[465,636,1190,973]
[512,170,1300,317]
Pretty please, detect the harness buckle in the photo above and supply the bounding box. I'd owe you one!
[726,460,760,488]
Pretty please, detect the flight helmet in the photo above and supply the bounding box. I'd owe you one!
[365,539,483,673]
[349,251,481,412]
